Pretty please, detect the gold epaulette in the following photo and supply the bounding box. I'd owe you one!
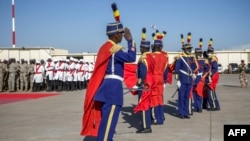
[174,54,181,60]
[211,55,218,62]
[139,52,150,63]
[141,52,147,59]
[204,58,209,64]
[110,44,122,54]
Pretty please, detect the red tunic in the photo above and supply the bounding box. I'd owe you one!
[150,51,168,107]
[133,53,155,113]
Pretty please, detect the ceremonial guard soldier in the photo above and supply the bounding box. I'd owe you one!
[81,3,136,141]
[193,38,210,113]
[150,30,168,124]
[45,57,55,91]
[175,33,199,119]
[205,38,221,111]
[33,60,45,92]
[133,28,154,133]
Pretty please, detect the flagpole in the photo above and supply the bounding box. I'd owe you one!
[12,0,16,48]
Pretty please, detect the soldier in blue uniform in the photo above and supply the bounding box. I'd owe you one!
[175,33,199,119]
[205,38,220,111]
[93,24,136,140]
[192,38,210,113]
[81,3,136,140]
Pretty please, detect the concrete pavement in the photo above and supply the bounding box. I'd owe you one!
[0,74,250,141]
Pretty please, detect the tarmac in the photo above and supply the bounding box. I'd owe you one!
[0,73,250,141]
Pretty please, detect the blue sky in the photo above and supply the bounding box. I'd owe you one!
[0,0,250,53]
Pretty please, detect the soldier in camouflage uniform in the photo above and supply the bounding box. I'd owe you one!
[0,60,5,92]
[8,58,18,92]
[19,59,29,92]
[238,60,248,88]
[2,60,9,91]
[28,59,35,91]
[15,60,21,91]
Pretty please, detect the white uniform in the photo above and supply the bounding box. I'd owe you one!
[33,63,45,83]
[77,61,85,81]
[67,61,75,81]
[83,63,89,81]
[55,61,66,81]
[88,62,94,80]
[45,61,55,80]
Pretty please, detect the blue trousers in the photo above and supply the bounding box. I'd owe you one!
[193,85,203,111]
[137,91,152,128]
[151,105,164,124]
[140,110,151,129]
[178,84,192,116]
[207,88,220,109]
[97,103,121,141]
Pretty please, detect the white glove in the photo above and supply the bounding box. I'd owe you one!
[164,83,166,88]
[192,74,196,79]
[132,85,139,89]
[177,81,181,88]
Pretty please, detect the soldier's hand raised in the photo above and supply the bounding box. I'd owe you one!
[123,27,132,41]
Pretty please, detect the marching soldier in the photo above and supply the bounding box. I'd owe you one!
[81,3,136,140]
[238,60,248,88]
[19,59,29,92]
[192,38,210,113]
[175,33,199,119]
[133,28,154,133]
[205,38,221,111]
[150,30,168,125]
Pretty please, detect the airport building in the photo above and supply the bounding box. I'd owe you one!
[1,46,250,73]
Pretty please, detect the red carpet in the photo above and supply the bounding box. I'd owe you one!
[0,92,60,105]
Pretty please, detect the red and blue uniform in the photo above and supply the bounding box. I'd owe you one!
[206,55,220,110]
[80,39,136,141]
[192,58,210,112]
[150,51,168,124]
[134,52,154,130]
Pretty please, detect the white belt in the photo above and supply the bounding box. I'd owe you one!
[104,74,123,81]
[197,72,203,76]
[180,69,192,76]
